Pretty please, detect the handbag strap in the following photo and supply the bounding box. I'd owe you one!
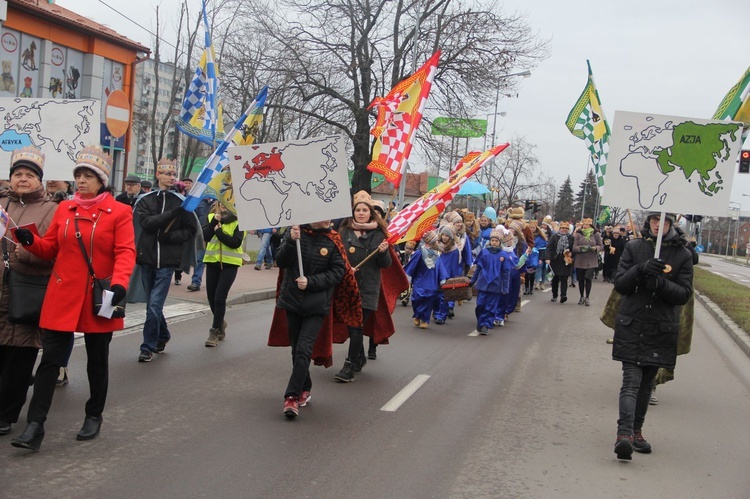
[3,199,12,269]
[73,218,98,279]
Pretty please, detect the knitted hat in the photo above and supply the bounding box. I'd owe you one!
[543,215,552,223]
[422,230,439,246]
[74,145,112,186]
[483,206,497,222]
[352,190,374,209]
[508,206,525,220]
[156,157,177,173]
[371,199,386,217]
[501,231,515,247]
[444,211,463,225]
[439,225,455,239]
[490,228,504,241]
[646,212,676,224]
[509,219,525,238]
[10,146,45,180]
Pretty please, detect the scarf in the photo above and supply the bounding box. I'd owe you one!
[350,220,378,231]
[420,244,439,269]
[73,191,109,209]
[582,227,594,239]
[556,233,570,256]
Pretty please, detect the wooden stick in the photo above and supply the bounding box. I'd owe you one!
[353,247,381,270]
[626,209,640,238]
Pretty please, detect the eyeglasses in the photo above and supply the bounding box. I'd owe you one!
[159,171,178,177]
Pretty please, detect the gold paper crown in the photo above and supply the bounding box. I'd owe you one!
[75,145,112,178]
[11,145,45,170]
[490,228,504,240]
[156,158,177,171]
[352,190,373,207]
[559,221,570,229]
[582,218,593,225]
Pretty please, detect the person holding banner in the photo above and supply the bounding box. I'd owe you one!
[10,146,135,450]
[0,146,58,438]
[611,212,694,461]
[334,191,391,382]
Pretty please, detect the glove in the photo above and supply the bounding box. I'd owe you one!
[157,231,171,243]
[14,228,34,246]
[644,275,662,292]
[581,245,591,253]
[638,258,666,276]
[110,284,127,304]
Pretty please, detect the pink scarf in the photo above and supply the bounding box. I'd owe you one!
[73,191,109,209]
[350,220,378,231]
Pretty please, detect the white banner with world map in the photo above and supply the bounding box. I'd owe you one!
[603,111,743,217]
[0,97,100,180]
[227,135,352,231]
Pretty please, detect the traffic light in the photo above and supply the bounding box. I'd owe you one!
[740,150,750,174]
[524,200,532,212]
[533,201,541,213]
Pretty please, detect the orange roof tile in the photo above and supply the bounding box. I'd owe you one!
[11,0,151,54]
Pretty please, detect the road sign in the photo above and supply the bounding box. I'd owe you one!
[431,117,487,138]
[695,244,704,253]
[105,89,130,139]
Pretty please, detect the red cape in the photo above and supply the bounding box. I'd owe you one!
[332,246,409,345]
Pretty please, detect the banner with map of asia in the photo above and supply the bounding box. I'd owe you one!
[227,135,352,231]
[0,97,100,180]
[602,111,743,217]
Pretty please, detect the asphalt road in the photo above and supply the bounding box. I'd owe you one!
[2,279,750,498]
[700,253,750,288]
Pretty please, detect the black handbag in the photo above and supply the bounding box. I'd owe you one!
[2,237,49,325]
[74,219,126,319]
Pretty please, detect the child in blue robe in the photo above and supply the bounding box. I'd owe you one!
[470,228,511,334]
[434,214,473,324]
[404,230,444,329]
[497,229,529,324]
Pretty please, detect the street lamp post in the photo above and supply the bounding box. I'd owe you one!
[729,202,740,259]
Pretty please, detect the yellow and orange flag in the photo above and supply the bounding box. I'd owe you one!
[367,51,440,187]
[387,143,509,244]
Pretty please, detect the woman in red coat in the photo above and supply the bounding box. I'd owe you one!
[11,146,136,451]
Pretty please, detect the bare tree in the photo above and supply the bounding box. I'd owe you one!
[485,136,543,211]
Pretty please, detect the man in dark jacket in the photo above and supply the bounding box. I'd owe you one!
[115,175,143,208]
[135,159,197,362]
[611,212,693,460]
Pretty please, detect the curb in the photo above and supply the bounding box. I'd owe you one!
[695,290,750,358]
[227,288,276,306]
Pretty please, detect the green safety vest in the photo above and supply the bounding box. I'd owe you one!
[204,213,245,266]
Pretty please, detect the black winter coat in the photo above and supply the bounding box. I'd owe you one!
[547,231,574,277]
[275,226,345,317]
[612,226,693,368]
[135,190,198,268]
[338,226,391,311]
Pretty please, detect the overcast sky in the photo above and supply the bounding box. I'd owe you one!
[59,0,750,211]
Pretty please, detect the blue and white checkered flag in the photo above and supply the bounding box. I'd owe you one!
[182,86,269,212]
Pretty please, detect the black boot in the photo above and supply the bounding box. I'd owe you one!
[334,360,355,383]
[367,344,377,360]
[76,416,103,441]
[352,354,366,373]
[11,422,44,451]
[0,421,11,436]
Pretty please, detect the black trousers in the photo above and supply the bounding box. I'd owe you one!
[346,309,373,361]
[0,345,38,423]
[551,274,568,298]
[27,331,112,423]
[205,263,239,329]
[285,312,324,398]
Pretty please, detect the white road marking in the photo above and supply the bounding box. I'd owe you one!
[541,287,551,293]
[381,374,431,412]
[521,299,530,307]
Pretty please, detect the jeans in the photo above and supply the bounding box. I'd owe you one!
[0,345,38,423]
[27,331,112,423]
[285,311,324,398]
[617,362,659,435]
[192,248,206,286]
[205,262,239,329]
[140,265,174,353]
[256,232,274,267]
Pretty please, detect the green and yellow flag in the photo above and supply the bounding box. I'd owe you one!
[712,66,750,126]
[565,60,610,189]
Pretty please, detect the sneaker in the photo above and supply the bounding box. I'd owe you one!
[633,430,652,453]
[413,318,420,327]
[217,320,227,341]
[649,388,659,405]
[435,318,445,325]
[585,297,590,306]
[299,391,311,407]
[560,296,567,304]
[419,320,428,329]
[56,367,69,387]
[570,281,576,287]
[479,326,489,335]
[447,309,455,319]
[283,396,299,418]
[205,328,220,347]
[266,263,274,270]
[154,339,169,354]
[187,284,200,292]
[614,434,634,460]
[578,297,585,305]
[496,320,505,327]
[334,360,355,382]
[174,279,181,285]
[551,296,557,302]
[254,265,262,271]
[138,351,153,362]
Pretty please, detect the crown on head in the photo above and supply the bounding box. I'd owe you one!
[11,145,45,170]
[75,145,112,175]
[352,190,373,207]
[582,218,593,225]
[156,158,177,172]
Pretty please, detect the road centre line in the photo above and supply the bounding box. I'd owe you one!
[381,374,431,412]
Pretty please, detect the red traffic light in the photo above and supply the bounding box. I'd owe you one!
[742,151,750,159]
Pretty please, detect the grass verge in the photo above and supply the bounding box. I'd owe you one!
[694,266,750,333]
